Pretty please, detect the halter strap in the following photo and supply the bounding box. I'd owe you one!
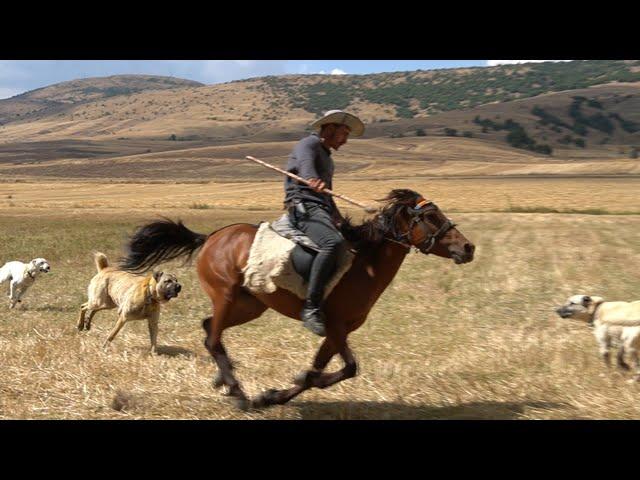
[386,206,457,254]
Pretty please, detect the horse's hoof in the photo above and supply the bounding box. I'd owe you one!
[253,388,279,409]
[213,374,224,389]
[232,396,250,411]
[618,363,631,371]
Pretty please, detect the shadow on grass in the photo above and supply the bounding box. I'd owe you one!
[155,345,195,357]
[32,304,76,312]
[130,344,196,358]
[291,400,574,420]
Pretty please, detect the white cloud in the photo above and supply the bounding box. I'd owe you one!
[487,60,573,66]
[316,68,347,75]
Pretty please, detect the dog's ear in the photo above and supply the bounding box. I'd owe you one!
[153,271,164,282]
[586,296,605,315]
[582,295,592,306]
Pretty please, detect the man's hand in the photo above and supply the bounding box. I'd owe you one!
[307,178,326,193]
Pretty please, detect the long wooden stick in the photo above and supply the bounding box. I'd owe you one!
[246,155,377,213]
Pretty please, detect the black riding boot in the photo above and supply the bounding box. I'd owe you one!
[301,247,339,338]
[301,299,326,337]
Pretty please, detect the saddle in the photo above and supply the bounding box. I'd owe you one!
[241,214,354,300]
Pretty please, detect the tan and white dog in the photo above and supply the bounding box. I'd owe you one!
[556,294,640,381]
[0,258,51,309]
[78,252,181,353]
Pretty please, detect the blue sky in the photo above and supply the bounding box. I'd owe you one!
[0,60,569,100]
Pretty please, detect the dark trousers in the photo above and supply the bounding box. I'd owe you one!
[290,201,346,306]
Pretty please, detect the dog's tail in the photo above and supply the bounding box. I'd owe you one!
[94,252,109,272]
[0,263,10,283]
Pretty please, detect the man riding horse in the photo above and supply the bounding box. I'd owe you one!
[284,110,365,337]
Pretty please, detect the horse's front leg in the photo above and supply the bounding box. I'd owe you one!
[252,337,339,408]
[308,343,358,390]
[253,333,359,408]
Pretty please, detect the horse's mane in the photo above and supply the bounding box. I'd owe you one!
[340,189,420,250]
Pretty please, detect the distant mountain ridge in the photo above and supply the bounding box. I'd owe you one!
[0,61,638,156]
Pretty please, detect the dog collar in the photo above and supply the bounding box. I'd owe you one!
[145,283,155,305]
[589,303,603,326]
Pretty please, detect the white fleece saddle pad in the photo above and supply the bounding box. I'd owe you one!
[242,222,354,300]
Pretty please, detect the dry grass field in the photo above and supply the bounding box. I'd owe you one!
[1,178,639,419]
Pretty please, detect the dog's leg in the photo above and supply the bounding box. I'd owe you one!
[596,331,611,369]
[601,351,611,368]
[616,346,630,371]
[147,312,159,355]
[103,315,127,349]
[78,303,88,330]
[628,347,640,382]
[9,281,18,309]
[84,308,102,331]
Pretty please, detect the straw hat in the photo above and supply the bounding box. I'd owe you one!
[311,110,365,137]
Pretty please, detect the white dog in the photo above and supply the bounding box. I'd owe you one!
[556,294,640,381]
[0,258,51,308]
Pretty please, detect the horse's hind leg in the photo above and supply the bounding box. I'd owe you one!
[203,288,266,410]
[203,314,244,406]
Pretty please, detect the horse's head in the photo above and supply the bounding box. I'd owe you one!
[384,189,475,264]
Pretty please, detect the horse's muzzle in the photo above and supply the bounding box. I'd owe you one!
[451,243,475,264]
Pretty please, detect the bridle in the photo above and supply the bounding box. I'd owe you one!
[385,199,457,254]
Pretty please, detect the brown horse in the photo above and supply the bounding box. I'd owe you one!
[120,189,475,409]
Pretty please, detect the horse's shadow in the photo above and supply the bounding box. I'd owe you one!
[292,400,574,420]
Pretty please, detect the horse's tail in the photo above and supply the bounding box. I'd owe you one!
[119,218,209,273]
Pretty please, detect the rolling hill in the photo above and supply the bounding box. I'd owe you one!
[0,75,203,125]
[0,61,639,181]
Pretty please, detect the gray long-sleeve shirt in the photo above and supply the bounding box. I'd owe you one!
[284,133,337,211]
